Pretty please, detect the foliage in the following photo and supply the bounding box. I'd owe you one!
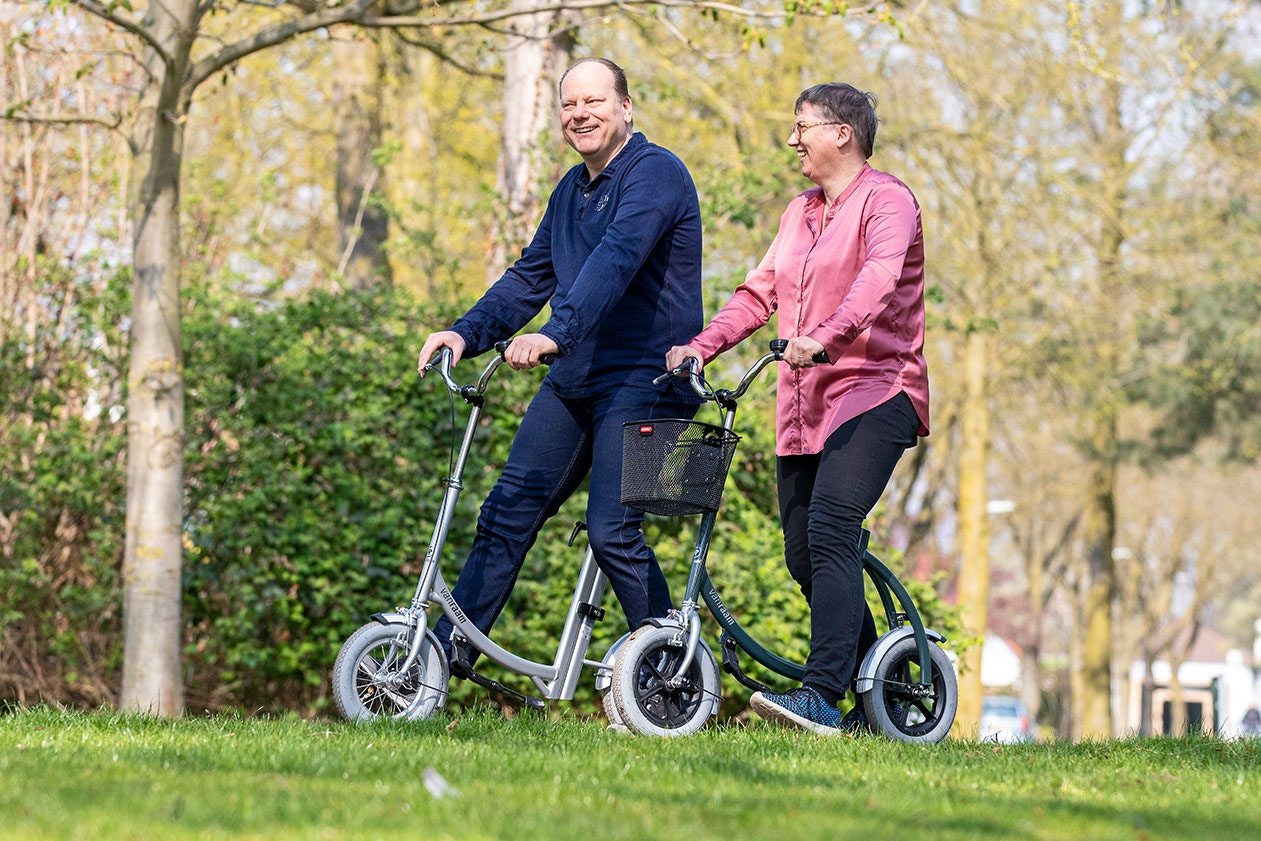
[2,707,1259,841]
[0,263,130,707]
[1134,277,1261,462]
[0,274,962,714]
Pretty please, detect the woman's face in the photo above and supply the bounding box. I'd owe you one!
[787,102,844,185]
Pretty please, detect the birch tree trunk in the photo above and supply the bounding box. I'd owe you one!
[333,31,392,290]
[487,0,574,280]
[119,0,198,715]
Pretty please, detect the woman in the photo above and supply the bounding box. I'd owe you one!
[666,83,929,734]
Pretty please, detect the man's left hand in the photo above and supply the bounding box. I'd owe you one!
[504,333,561,370]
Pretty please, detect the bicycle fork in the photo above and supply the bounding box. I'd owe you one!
[392,391,486,680]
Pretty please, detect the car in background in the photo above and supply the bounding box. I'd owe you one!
[980,695,1035,743]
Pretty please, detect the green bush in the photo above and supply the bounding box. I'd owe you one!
[4,279,965,716]
[0,264,129,706]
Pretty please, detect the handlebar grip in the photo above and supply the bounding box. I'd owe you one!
[495,338,559,366]
[422,347,450,373]
[770,339,829,364]
[653,356,699,385]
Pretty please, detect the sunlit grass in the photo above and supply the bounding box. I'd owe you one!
[1,706,1256,840]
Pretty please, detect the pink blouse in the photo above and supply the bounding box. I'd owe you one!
[689,163,929,456]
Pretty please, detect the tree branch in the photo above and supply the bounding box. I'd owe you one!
[391,30,503,80]
[187,0,376,90]
[1,111,129,143]
[359,0,879,30]
[73,0,174,70]
[2,110,121,128]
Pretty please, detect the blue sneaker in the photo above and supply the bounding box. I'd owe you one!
[750,686,842,735]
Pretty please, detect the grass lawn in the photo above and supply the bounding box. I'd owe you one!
[1,706,1257,840]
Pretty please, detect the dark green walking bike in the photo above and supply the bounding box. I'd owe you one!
[599,340,957,742]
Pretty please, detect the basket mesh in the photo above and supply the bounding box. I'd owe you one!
[621,419,740,516]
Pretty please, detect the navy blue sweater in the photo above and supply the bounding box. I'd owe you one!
[451,132,703,398]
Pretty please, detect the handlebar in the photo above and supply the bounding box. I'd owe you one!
[656,340,830,406]
[422,339,559,401]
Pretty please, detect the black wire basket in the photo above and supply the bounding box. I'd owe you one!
[621,419,740,516]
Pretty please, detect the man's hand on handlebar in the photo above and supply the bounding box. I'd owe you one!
[503,333,560,370]
[665,344,704,373]
[783,336,828,369]
[418,331,467,376]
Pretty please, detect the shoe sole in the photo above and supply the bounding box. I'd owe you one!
[750,692,842,736]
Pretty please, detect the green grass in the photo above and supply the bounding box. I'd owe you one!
[1,707,1257,840]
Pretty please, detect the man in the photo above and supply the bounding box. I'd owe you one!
[417,58,703,657]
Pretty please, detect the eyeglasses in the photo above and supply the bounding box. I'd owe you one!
[790,120,842,137]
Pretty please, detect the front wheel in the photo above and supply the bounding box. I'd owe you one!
[608,625,721,737]
[332,621,449,721]
[859,636,956,743]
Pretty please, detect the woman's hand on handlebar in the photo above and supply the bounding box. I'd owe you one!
[782,336,827,369]
[418,331,467,376]
[503,333,559,370]
[665,344,703,373]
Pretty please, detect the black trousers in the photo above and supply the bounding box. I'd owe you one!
[776,391,920,702]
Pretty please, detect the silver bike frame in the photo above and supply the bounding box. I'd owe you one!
[388,347,611,701]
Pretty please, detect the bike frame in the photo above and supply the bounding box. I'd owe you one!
[384,347,611,701]
[668,347,937,688]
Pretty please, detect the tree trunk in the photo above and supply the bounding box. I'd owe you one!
[333,31,392,290]
[954,328,991,736]
[1077,404,1118,739]
[486,0,574,280]
[1139,651,1154,736]
[119,3,197,716]
[1167,662,1187,735]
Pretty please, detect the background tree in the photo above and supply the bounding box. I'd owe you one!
[19,0,875,716]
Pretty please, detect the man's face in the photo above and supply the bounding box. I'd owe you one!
[560,63,633,166]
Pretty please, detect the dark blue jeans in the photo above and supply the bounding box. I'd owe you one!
[433,379,695,654]
[776,391,920,703]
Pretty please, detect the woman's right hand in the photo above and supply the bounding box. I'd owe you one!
[665,345,703,372]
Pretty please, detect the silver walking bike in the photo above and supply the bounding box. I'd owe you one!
[331,342,630,721]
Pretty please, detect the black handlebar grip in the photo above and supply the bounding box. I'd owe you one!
[770,339,829,364]
[495,338,558,366]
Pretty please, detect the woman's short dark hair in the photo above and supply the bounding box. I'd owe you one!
[559,58,629,101]
[795,83,879,159]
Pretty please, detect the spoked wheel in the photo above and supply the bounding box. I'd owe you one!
[332,622,449,721]
[860,636,956,743]
[608,625,720,737]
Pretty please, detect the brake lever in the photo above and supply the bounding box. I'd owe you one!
[653,356,700,385]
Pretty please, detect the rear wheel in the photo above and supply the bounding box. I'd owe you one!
[332,622,448,721]
[608,625,720,737]
[859,636,956,743]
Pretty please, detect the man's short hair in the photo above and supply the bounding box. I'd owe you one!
[796,83,879,159]
[560,58,630,101]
